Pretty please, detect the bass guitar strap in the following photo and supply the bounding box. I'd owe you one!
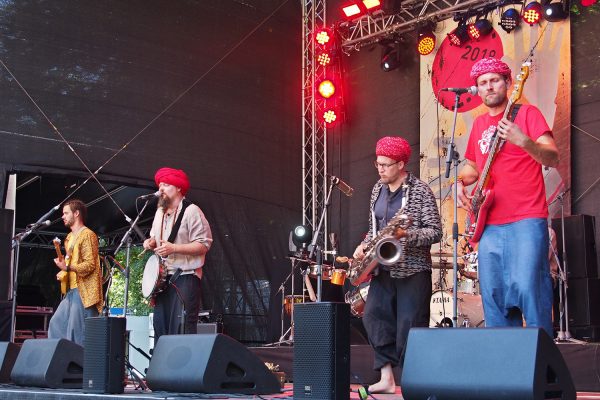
[167,198,192,244]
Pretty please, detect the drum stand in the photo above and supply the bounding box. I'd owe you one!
[553,191,586,344]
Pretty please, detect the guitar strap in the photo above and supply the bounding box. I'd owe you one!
[167,199,192,243]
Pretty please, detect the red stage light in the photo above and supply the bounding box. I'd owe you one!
[523,1,543,25]
[315,28,333,47]
[318,80,336,99]
[362,0,381,10]
[323,109,338,125]
[582,0,597,5]
[417,30,436,55]
[341,2,365,20]
[447,24,469,47]
[317,52,332,66]
[468,19,493,41]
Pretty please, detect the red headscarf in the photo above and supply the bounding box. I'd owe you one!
[470,57,512,82]
[154,167,190,195]
[376,136,411,164]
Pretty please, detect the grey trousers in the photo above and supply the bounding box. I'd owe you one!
[48,288,99,346]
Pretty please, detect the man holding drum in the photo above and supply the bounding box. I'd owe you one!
[352,137,442,394]
[143,167,212,342]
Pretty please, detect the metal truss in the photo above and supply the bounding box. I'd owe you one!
[301,0,328,249]
[338,0,503,52]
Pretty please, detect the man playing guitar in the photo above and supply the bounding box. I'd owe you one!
[456,58,559,336]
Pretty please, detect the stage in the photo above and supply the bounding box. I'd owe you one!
[0,342,599,399]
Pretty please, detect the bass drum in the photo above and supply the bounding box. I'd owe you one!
[430,290,484,328]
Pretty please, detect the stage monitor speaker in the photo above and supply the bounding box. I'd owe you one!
[552,214,598,279]
[146,333,280,394]
[10,338,83,389]
[0,209,14,301]
[83,316,126,394]
[401,328,576,400]
[293,302,350,400]
[0,342,20,383]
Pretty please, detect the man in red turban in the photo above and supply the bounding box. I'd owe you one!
[143,167,213,341]
[352,136,442,394]
[456,58,559,336]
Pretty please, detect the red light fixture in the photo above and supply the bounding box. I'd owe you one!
[447,24,470,47]
[362,0,381,10]
[341,1,365,19]
[323,109,338,125]
[318,80,336,99]
[315,28,333,47]
[468,19,493,40]
[317,52,332,66]
[417,26,436,55]
[523,1,543,25]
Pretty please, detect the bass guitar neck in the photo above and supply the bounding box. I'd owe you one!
[52,237,69,295]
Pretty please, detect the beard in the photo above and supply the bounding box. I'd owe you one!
[158,195,171,210]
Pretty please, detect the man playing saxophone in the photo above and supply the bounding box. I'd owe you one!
[353,136,442,394]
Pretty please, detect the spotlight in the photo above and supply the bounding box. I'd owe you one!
[447,23,470,47]
[291,225,313,251]
[416,25,436,56]
[317,79,336,99]
[362,0,381,11]
[317,51,332,66]
[468,19,493,40]
[523,1,543,25]
[499,8,521,33]
[323,108,338,125]
[543,1,570,22]
[381,43,400,72]
[341,1,365,20]
[315,28,333,47]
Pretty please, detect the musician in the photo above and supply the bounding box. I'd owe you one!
[143,167,212,342]
[353,136,442,394]
[49,199,103,346]
[456,58,559,336]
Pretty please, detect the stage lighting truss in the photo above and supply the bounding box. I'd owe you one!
[523,1,543,25]
[499,7,521,33]
[542,0,570,22]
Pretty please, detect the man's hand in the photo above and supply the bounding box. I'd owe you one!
[54,257,67,271]
[455,181,473,212]
[393,228,407,240]
[155,240,176,257]
[143,238,157,251]
[497,118,529,148]
[353,243,366,260]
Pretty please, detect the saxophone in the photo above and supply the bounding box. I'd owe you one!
[348,183,411,286]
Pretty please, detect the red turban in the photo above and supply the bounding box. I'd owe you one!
[376,136,411,164]
[470,57,512,82]
[154,167,190,195]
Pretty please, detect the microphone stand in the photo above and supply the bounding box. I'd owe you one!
[114,198,151,316]
[9,205,59,342]
[444,92,462,328]
[308,178,336,302]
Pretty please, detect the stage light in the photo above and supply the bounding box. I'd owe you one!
[416,26,436,56]
[292,225,312,249]
[447,23,470,47]
[323,109,338,125]
[317,80,336,99]
[381,43,401,72]
[317,51,332,66]
[363,0,381,11]
[468,19,493,40]
[543,1,570,22]
[341,1,365,20]
[315,28,333,47]
[523,1,543,25]
[499,8,521,33]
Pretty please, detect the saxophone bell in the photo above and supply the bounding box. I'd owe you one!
[375,237,403,266]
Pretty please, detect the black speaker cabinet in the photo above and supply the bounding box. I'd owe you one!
[565,278,600,327]
[0,342,19,383]
[0,209,14,301]
[10,338,84,389]
[146,333,280,394]
[293,302,350,400]
[552,214,598,279]
[401,328,576,400]
[83,316,126,393]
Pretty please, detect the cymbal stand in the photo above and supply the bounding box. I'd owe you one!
[554,191,585,343]
[265,256,300,346]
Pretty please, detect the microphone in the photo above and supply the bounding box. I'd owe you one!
[138,191,160,200]
[27,220,51,230]
[170,268,183,284]
[441,86,477,95]
[330,175,354,197]
[35,205,60,225]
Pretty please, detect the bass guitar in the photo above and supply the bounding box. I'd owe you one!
[464,62,530,243]
[53,237,70,296]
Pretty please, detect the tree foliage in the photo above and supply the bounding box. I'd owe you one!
[105,246,152,316]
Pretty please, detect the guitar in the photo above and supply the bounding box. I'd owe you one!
[464,62,530,243]
[53,237,69,295]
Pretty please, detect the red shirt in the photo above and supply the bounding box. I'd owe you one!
[464,104,551,225]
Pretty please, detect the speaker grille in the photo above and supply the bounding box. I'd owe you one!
[83,317,126,393]
[293,302,350,400]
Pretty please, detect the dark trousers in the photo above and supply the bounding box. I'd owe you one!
[153,274,201,344]
[363,270,431,370]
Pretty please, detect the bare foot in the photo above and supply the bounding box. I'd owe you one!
[368,363,396,394]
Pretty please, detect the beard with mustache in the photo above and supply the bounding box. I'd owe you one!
[158,194,172,210]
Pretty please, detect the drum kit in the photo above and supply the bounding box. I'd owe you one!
[430,250,484,328]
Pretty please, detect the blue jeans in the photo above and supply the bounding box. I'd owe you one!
[478,218,553,336]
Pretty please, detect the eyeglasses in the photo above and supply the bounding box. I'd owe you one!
[374,160,399,169]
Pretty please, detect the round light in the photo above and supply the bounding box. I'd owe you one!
[523,1,543,25]
[318,80,336,99]
[317,52,332,66]
[417,32,436,55]
[323,109,337,124]
[315,28,332,47]
[500,8,520,33]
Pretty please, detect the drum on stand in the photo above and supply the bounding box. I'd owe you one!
[284,295,307,316]
[430,290,484,328]
[307,264,333,280]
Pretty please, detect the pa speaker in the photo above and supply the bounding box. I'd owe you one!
[552,214,598,278]
[83,316,126,393]
[401,328,576,400]
[293,302,350,400]
[0,209,14,301]
[0,342,19,383]
[146,333,280,394]
[10,338,83,389]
